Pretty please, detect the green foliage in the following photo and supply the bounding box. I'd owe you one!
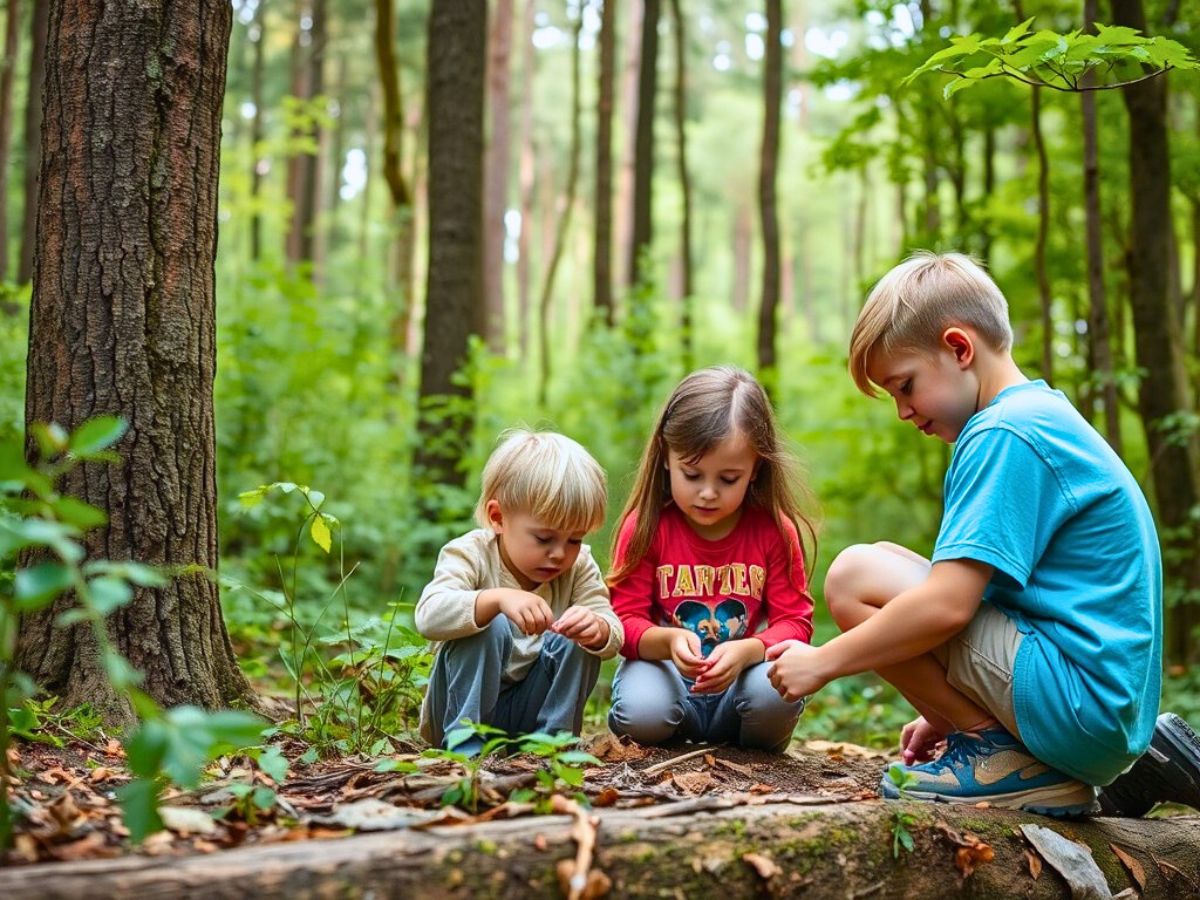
[906,19,1198,97]
[885,764,921,857]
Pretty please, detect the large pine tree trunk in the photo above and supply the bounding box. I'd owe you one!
[627,0,657,289]
[592,0,616,327]
[1110,0,1200,665]
[415,0,485,489]
[15,0,254,725]
[0,0,20,280]
[755,0,783,392]
[16,0,46,285]
[481,0,514,353]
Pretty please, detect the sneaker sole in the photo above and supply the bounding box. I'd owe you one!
[1097,713,1200,816]
[880,779,1097,817]
[1153,713,1200,809]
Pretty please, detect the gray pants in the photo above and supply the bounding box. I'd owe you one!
[425,614,601,751]
[608,658,805,753]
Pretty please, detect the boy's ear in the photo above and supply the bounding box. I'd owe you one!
[942,327,975,369]
[484,499,505,532]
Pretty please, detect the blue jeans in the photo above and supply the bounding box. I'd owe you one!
[425,614,601,752]
[607,658,804,753]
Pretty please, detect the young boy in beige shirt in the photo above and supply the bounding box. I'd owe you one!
[416,430,623,754]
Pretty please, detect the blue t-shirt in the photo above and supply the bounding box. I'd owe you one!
[932,380,1161,785]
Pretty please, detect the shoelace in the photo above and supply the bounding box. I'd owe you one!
[927,730,982,773]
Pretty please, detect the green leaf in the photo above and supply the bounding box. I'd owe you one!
[1000,17,1035,46]
[31,422,69,457]
[943,77,977,100]
[102,648,143,690]
[125,720,169,778]
[555,750,602,766]
[68,416,128,456]
[83,560,167,587]
[556,765,585,787]
[0,442,33,482]
[0,517,84,562]
[14,562,74,610]
[299,747,319,765]
[310,514,332,553]
[51,496,108,529]
[305,489,325,509]
[116,777,165,843]
[257,746,289,783]
[374,758,419,774]
[238,486,269,508]
[88,576,134,615]
[898,828,915,852]
[252,787,277,810]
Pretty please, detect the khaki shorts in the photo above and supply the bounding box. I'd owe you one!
[933,602,1024,739]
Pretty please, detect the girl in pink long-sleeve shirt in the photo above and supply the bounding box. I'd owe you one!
[606,366,817,752]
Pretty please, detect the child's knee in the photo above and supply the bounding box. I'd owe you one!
[825,543,876,626]
[740,663,806,716]
[608,692,685,745]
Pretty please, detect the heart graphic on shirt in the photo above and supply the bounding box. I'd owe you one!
[671,598,748,655]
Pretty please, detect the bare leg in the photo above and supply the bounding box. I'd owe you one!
[824,542,997,734]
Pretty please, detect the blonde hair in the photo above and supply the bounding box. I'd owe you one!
[474,429,607,533]
[849,251,1013,396]
[608,366,817,584]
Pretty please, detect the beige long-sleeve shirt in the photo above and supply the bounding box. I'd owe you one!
[415,529,623,738]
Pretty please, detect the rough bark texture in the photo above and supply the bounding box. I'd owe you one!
[614,0,641,290]
[284,0,325,271]
[0,0,20,280]
[1,802,1197,898]
[17,0,46,285]
[249,0,266,261]
[627,0,658,289]
[592,0,616,326]
[1111,0,1200,666]
[755,0,783,392]
[1030,82,1054,384]
[15,0,254,724]
[482,0,513,352]
[414,0,485,489]
[514,0,535,353]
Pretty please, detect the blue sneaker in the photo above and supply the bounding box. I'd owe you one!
[879,727,1097,817]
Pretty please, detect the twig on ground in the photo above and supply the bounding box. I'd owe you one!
[551,794,603,900]
[642,746,717,777]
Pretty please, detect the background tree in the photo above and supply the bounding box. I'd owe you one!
[16,0,46,285]
[482,0,514,352]
[15,0,255,724]
[0,0,20,280]
[756,0,783,394]
[593,0,616,327]
[628,0,659,288]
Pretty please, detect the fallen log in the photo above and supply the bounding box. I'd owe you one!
[1,800,1197,898]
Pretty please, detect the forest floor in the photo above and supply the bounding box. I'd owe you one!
[4,734,1200,897]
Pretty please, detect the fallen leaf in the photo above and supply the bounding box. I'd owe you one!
[712,757,755,778]
[534,833,548,851]
[48,792,83,831]
[671,771,718,795]
[316,799,437,831]
[1025,849,1042,880]
[703,753,716,767]
[749,783,775,794]
[801,740,891,760]
[12,833,40,864]
[954,844,995,877]
[1112,890,1138,899]
[587,733,649,763]
[592,787,620,808]
[160,806,218,836]
[1021,825,1109,900]
[47,831,120,862]
[1110,843,1146,892]
[743,852,782,880]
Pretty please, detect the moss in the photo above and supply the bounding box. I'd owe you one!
[474,838,498,855]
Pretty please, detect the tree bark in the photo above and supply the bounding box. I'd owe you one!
[1081,0,1120,454]
[249,0,266,262]
[668,0,693,371]
[537,10,583,408]
[16,0,46,285]
[514,0,535,354]
[592,0,616,327]
[15,0,255,725]
[1030,82,1054,384]
[1110,0,1200,666]
[756,0,783,395]
[414,0,485,489]
[284,0,325,272]
[614,0,642,290]
[979,123,994,267]
[1,800,1198,898]
[0,0,20,280]
[627,0,658,289]
[481,0,514,353]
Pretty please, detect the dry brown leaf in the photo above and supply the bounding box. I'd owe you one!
[587,733,649,763]
[48,792,83,830]
[749,782,775,794]
[11,833,40,864]
[743,852,782,880]
[801,740,891,760]
[47,831,120,862]
[592,787,620,808]
[954,844,995,877]
[1110,843,1146,892]
[671,771,718,795]
[712,757,755,778]
[103,739,125,758]
[1025,849,1042,880]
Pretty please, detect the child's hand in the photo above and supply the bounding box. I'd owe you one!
[668,629,707,680]
[691,639,763,694]
[551,606,610,650]
[496,589,555,635]
[900,716,946,765]
[765,639,826,701]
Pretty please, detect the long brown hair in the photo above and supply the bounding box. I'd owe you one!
[608,366,818,584]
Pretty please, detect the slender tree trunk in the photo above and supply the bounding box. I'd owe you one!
[1030,83,1054,383]
[592,0,616,327]
[731,201,751,314]
[1081,0,1120,453]
[1110,0,1200,665]
[327,47,347,237]
[285,0,325,271]
[0,0,20,280]
[668,0,693,370]
[614,0,642,291]
[415,0,486,489]
[756,0,783,393]
[515,0,535,354]
[918,2,939,243]
[482,0,514,353]
[250,0,266,262]
[979,123,995,267]
[16,0,46,285]
[374,0,416,378]
[536,11,583,407]
[628,0,659,289]
[16,0,255,725]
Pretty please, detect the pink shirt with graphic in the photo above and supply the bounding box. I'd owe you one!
[609,504,814,660]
